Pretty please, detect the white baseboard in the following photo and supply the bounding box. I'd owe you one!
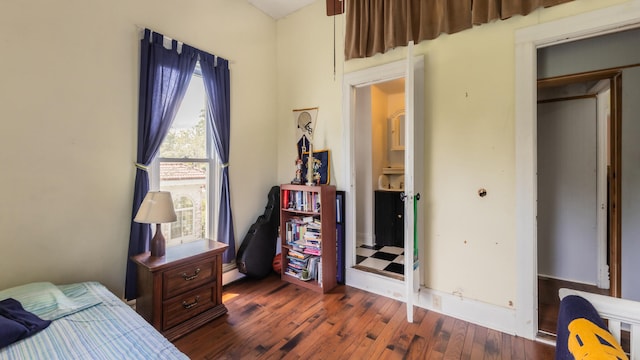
[222,268,245,285]
[415,288,516,335]
[225,266,516,334]
[346,267,407,300]
[357,232,374,246]
[345,267,516,335]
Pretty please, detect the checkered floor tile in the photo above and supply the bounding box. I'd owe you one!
[355,244,404,278]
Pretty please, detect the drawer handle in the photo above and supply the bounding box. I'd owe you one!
[181,268,201,281]
[182,296,200,309]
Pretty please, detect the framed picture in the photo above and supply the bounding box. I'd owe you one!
[301,149,330,185]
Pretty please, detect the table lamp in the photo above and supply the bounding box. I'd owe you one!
[134,191,177,257]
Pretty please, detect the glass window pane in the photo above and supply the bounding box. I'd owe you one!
[160,161,209,246]
[159,75,206,159]
[152,64,221,260]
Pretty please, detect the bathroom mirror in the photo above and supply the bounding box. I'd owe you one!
[389,110,405,151]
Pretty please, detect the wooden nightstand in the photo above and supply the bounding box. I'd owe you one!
[131,239,228,341]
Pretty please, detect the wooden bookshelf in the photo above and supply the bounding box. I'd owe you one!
[280,184,336,293]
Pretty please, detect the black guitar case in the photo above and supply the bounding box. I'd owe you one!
[236,186,280,278]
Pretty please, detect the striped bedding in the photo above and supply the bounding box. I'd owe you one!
[0,282,188,360]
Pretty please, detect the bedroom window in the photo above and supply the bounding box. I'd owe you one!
[151,62,220,247]
[167,195,195,245]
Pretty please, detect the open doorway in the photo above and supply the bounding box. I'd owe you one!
[352,78,407,280]
[536,72,621,337]
[342,56,424,312]
[514,4,640,338]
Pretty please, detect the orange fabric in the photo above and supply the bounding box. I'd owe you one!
[567,318,628,360]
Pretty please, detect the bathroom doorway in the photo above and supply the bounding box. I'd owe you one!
[352,78,407,280]
[342,55,425,318]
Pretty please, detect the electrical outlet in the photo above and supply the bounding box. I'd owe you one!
[432,294,442,310]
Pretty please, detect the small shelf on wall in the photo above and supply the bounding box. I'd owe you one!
[382,167,405,175]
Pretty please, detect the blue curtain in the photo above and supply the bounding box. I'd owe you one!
[125,29,197,300]
[200,53,236,263]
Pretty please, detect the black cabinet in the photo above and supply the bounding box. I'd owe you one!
[374,190,404,247]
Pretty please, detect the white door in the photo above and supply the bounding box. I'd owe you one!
[403,43,425,322]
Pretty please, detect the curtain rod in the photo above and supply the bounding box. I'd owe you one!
[134,25,235,64]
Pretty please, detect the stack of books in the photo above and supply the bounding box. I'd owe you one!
[284,216,323,282]
[301,219,321,256]
[285,216,306,246]
[285,249,311,279]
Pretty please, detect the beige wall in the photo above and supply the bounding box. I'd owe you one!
[276,0,632,309]
[0,0,278,296]
[275,1,345,186]
[0,0,632,308]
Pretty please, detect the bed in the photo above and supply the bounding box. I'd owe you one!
[0,281,188,359]
[557,288,640,360]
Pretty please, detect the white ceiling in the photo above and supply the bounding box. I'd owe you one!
[248,0,316,19]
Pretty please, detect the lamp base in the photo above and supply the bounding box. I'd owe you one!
[150,223,166,257]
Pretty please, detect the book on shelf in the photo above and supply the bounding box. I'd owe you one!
[304,237,321,245]
[285,254,305,278]
[285,254,320,281]
[304,232,320,241]
[287,190,322,212]
[336,194,342,223]
[292,239,321,255]
[303,248,321,256]
[288,249,310,260]
[284,268,301,278]
[285,216,321,246]
[287,257,308,270]
[306,257,320,281]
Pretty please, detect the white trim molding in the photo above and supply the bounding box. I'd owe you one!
[515,1,640,340]
[346,267,517,335]
[222,267,245,285]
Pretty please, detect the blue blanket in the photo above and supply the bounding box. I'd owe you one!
[556,294,628,359]
[0,298,51,349]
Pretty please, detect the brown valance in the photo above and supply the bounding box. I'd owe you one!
[345,0,573,60]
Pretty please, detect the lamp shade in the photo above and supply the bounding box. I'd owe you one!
[134,191,177,224]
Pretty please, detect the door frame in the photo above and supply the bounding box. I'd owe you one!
[537,71,621,295]
[536,92,601,286]
[342,55,425,312]
[514,3,640,339]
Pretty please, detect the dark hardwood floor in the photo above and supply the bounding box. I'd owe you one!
[537,276,609,336]
[173,273,554,359]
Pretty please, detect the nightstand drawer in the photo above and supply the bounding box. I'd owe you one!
[163,284,217,330]
[131,239,228,341]
[162,258,216,299]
